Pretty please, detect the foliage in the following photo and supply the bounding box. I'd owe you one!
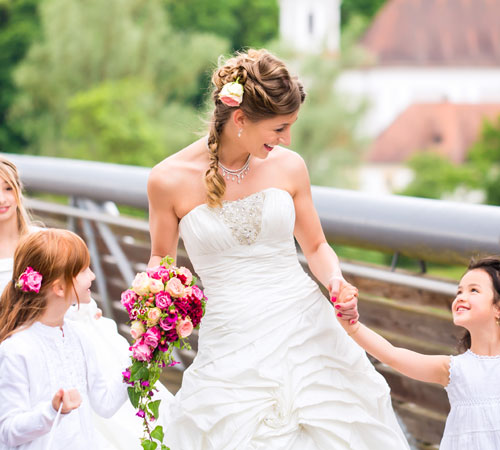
[9,0,227,162]
[399,153,479,200]
[400,115,500,205]
[468,116,500,205]
[0,0,40,153]
[163,0,279,51]
[341,0,387,28]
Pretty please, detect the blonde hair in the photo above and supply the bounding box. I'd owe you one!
[0,229,90,342]
[0,156,31,236]
[205,49,306,207]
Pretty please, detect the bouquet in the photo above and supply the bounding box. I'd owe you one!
[120,256,207,450]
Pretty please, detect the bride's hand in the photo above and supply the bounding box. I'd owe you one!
[334,283,359,325]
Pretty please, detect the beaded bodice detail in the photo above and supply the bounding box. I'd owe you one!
[215,191,265,245]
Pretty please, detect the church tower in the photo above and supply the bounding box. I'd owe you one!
[279,0,342,54]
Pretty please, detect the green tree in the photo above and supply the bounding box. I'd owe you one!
[0,0,40,153]
[341,0,387,28]
[163,0,279,51]
[399,116,500,204]
[468,116,500,205]
[10,0,227,162]
[400,153,479,199]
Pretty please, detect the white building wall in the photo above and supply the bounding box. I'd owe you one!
[337,67,500,137]
[279,0,341,54]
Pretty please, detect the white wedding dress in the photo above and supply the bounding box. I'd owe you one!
[163,187,409,450]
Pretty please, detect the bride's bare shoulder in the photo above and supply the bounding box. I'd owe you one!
[148,138,207,196]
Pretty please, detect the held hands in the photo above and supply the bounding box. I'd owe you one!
[52,388,82,414]
[329,277,360,326]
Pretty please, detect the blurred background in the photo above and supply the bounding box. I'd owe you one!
[3,3,500,446]
[2,0,500,274]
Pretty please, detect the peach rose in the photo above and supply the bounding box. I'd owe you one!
[166,278,184,298]
[131,272,150,296]
[147,307,162,325]
[176,317,193,338]
[149,278,164,294]
[130,320,146,340]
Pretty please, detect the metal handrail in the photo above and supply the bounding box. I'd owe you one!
[5,153,500,265]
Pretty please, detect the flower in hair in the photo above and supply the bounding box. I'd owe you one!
[16,266,43,293]
[219,78,244,107]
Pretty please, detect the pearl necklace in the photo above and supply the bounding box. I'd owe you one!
[218,154,251,184]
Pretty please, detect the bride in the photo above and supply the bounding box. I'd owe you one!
[148,49,409,449]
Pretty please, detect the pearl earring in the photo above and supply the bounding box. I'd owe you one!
[238,128,243,138]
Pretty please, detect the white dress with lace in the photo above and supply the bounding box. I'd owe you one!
[162,188,409,450]
[441,349,500,449]
[0,321,128,449]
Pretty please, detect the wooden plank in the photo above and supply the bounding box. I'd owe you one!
[359,294,460,350]
[393,401,446,447]
[376,364,450,415]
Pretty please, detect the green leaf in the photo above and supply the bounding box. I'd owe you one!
[161,445,170,450]
[141,440,158,450]
[130,360,143,377]
[127,387,140,408]
[151,425,164,442]
[131,366,150,381]
[149,400,161,419]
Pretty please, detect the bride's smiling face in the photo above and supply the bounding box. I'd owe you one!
[240,110,299,159]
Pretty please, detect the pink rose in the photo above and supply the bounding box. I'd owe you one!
[147,265,170,282]
[130,320,146,339]
[17,267,43,293]
[149,278,164,294]
[143,326,161,348]
[121,289,138,312]
[132,272,150,296]
[191,285,204,301]
[131,339,153,361]
[155,291,172,310]
[177,267,193,285]
[147,307,161,325]
[176,317,193,338]
[166,278,184,298]
[159,312,177,331]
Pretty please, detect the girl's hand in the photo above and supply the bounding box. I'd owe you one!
[328,275,346,303]
[52,388,82,414]
[335,284,360,326]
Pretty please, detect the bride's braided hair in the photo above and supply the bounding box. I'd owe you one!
[205,49,305,208]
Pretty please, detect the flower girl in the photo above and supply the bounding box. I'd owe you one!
[0,229,128,449]
[339,257,500,449]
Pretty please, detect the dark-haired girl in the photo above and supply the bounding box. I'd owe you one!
[340,257,500,449]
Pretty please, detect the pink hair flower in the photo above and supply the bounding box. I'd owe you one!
[16,266,43,293]
[219,79,244,107]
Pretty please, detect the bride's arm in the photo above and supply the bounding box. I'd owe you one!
[147,164,180,267]
[290,153,357,318]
